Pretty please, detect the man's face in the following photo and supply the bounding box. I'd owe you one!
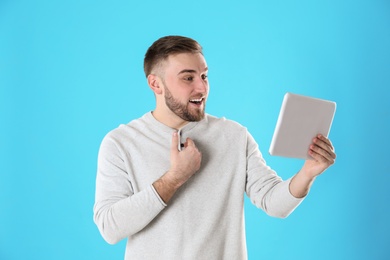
[160,52,209,122]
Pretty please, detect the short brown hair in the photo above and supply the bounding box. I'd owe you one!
[143,36,203,77]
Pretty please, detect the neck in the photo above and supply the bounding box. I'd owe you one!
[151,109,189,130]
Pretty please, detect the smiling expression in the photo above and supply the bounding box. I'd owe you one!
[159,52,209,123]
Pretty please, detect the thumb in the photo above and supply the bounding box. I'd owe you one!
[171,132,180,153]
[185,137,195,148]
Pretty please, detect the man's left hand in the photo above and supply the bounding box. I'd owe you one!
[302,134,336,178]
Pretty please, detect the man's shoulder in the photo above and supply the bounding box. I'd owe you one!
[102,113,151,141]
[205,114,246,130]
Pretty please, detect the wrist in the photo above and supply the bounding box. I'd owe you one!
[152,171,183,204]
[289,171,317,198]
[163,170,184,189]
[297,169,316,183]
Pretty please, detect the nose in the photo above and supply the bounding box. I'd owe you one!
[195,76,208,94]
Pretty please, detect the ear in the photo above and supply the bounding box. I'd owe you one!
[147,74,163,95]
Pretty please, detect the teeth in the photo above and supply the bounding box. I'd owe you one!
[190,98,203,102]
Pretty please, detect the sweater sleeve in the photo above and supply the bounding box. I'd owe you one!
[93,134,166,244]
[245,131,304,218]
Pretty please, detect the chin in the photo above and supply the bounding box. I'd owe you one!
[183,109,205,122]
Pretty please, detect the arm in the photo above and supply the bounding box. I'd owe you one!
[289,134,336,198]
[94,132,201,244]
[245,132,303,218]
[93,135,166,244]
[153,132,202,203]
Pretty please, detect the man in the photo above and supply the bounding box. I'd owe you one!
[93,36,336,259]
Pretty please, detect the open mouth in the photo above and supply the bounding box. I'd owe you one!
[189,97,204,105]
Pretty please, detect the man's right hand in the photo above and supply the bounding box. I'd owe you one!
[168,132,202,186]
[152,132,202,203]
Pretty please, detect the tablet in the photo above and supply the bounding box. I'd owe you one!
[269,93,336,159]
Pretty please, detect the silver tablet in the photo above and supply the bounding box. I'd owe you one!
[269,93,336,159]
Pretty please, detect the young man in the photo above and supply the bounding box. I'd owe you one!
[93,36,336,259]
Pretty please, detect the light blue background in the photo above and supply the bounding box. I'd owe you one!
[1,0,389,259]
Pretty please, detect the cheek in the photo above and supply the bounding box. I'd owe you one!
[204,84,210,96]
[175,85,192,97]
[171,87,191,102]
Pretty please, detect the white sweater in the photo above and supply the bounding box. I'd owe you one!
[93,112,303,259]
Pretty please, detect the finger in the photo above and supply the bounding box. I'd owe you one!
[311,142,335,160]
[185,138,196,148]
[308,149,331,165]
[313,136,336,159]
[316,134,333,149]
[171,132,179,153]
[310,144,336,163]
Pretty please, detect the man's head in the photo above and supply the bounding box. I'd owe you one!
[144,36,203,78]
[145,36,209,129]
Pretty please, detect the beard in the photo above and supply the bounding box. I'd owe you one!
[164,85,205,122]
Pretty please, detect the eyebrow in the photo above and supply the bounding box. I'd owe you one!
[177,67,208,75]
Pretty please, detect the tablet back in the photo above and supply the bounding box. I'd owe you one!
[269,93,336,159]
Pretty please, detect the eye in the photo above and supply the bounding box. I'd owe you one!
[184,76,194,81]
[201,74,208,80]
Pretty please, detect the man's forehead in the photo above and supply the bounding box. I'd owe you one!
[165,53,208,72]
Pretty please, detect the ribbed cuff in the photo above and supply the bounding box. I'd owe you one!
[150,184,168,207]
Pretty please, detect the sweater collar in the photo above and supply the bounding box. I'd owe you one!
[144,111,204,134]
